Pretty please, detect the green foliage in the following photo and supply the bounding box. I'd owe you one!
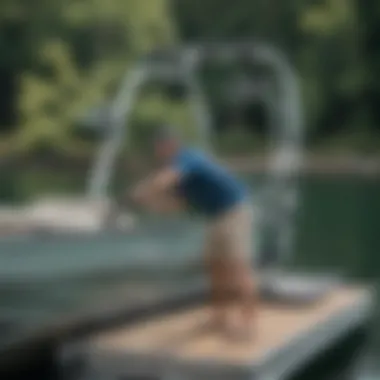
[214,128,266,156]
[1,0,380,156]
[174,0,380,151]
[2,0,177,155]
[130,92,200,148]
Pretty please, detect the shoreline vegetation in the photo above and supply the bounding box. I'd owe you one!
[1,153,380,177]
[0,153,379,236]
[226,154,380,176]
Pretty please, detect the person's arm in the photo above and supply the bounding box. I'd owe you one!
[131,153,194,206]
[143,192,185,214]
[131,167,181,205]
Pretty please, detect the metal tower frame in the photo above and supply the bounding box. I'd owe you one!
[87,42,305,267]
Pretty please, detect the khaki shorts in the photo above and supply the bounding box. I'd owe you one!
[204,203,254,262]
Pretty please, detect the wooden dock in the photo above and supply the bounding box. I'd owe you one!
[59,278,373,380]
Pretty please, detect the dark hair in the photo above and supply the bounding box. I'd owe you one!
[153,124,181,143]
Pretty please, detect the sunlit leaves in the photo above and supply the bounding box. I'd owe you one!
[12,0,177,154]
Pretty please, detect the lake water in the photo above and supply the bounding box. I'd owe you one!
[0,169,379,377]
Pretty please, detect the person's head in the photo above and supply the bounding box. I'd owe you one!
[152,125,182,162]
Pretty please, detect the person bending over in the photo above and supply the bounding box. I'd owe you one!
[131,126,257,339]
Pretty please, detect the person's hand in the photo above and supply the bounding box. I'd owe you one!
[130,183,148,205]
[130,187,141,204]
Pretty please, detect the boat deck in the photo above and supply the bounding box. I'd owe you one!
[60,285,373,380]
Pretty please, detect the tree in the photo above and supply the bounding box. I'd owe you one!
[1,0,177,154]
[173,0,379,152]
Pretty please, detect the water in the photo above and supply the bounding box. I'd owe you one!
[0,169,379,376]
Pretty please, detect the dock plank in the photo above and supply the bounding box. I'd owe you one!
[89,287,368,366]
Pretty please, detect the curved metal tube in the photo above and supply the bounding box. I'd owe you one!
[87,43,304,267]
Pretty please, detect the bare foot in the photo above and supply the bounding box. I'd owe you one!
[197,315,227,333]
[223,315,255,342]
[224,325,255,342]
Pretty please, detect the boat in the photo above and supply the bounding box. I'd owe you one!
[55,272,373,380]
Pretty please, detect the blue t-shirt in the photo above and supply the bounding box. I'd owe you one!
[173,148,248,217]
